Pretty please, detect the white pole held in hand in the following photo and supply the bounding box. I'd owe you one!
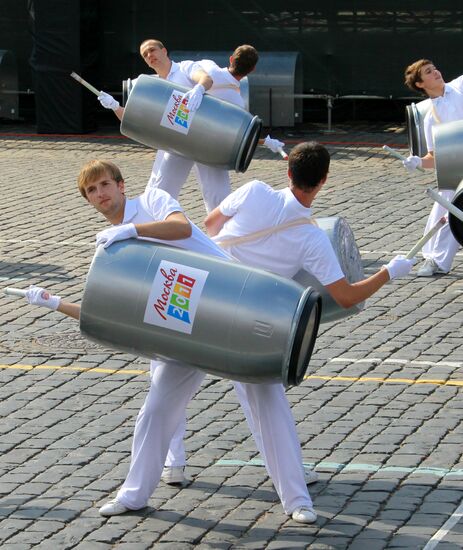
[4,287,27,297]
[382,145,425,173]
[405,217,447,259]
[426,187,463,223]
[70,72,100,97]
[278,148,289,160]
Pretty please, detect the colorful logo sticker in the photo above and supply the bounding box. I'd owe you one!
[143,260,209,334]
[160,90,196,135]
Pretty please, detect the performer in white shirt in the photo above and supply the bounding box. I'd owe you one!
[20,159,320,524]
[98,40,259,212]
[403,59,462,276]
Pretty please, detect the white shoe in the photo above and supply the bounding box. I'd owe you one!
[304,468,319,485]
[292,506,317,524]
[161,466,186,485]
[99,498,130,516]
[417,258,447,277]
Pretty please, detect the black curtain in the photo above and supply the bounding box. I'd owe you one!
[28,0,100,133]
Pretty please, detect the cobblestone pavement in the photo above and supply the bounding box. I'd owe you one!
[0,122,462,549]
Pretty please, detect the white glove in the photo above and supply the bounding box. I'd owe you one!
[182,84,205,112]
[384,255,416,280]
[263,135,285,154]
[95,223,138,248]
[403,155,422,173]
[25,285,60,310]
[98,91,120,111]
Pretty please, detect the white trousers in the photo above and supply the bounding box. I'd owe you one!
[116,359,312,515]
[147,150,231,213]
[422,190,460,272]
[164,380,265,468]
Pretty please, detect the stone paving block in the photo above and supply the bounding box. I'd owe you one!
[267,537,318,549]
[307,537,352,549]
[349,540,390,550]
[386,533,432,547]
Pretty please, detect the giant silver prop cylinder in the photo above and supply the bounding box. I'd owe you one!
[120,75,262,173]
[405,99,431,157]
[433,120,463,190]
[293,217,365,324]
[80,241,321,386]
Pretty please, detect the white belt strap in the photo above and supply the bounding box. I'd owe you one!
[431,102,442,124]
[213,217,316,247]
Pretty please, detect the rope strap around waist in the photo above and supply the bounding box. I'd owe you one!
[213,217,317,248]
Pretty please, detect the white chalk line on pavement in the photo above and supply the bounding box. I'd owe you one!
[329,357,463,369]
[422,499,463,550]
[216,458,463,479]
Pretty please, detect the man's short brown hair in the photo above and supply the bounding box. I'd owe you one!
[77,160,123,198]
[229,45,258,77]
[404,59,433,93]
[139,39,166,53]
[288,142,330,191]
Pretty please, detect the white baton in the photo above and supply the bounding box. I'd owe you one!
[278,148,289,160]
[405,217,447,259]
[426,187,463,223]
[70,72,100,97]
[4,287,27,297]
[382,145,425,173]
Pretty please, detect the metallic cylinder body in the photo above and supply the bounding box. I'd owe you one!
[123,76,250,112]
[120,75,262,173]
[293,217,365,324]
[433,120,463,190]
[405,99,431,157]
[80,241,321,386]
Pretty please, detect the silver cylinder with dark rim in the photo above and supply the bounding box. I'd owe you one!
[120,75,261,173]
[405,99,431,157]
[434,120,463,190]
[80,240,321,387]
[293,217,365,324]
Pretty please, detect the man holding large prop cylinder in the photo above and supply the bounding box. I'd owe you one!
[403,59,462,276]
[98,39,261,212]
[15,146,415,524]
[20,159,321,524]
[205,142,415,309]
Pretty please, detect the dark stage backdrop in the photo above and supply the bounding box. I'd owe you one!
[2,2,463,127]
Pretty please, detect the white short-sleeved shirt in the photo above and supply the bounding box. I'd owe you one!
[121,187,230,259]
[214,181,345,284]
[189,59,244,108]
[180,59,244,108]
[424,75,463,151]
[165,60,197,87]
[132,61,195,90]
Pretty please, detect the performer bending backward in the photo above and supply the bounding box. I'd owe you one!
[403,59,462,276]
[98,40,280,212]
[22,159,319,524]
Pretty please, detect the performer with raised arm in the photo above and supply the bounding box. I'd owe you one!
[403,59,462,276]
[96,39,285,211]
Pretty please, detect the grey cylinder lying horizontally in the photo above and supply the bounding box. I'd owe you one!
[433,120,463,190]
[405,99,431,157]
[293,217,365,324]
[120,74,262,172]
[80,240,321,386]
